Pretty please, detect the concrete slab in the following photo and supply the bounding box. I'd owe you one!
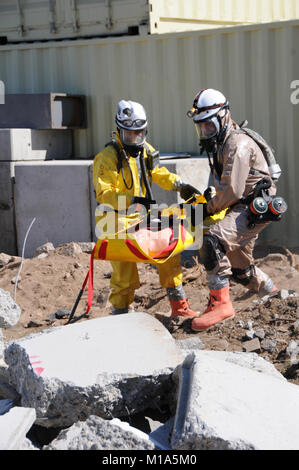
[43,415,155,450]
[14,161,92,257]
[0,406,36,450]
[197,350,285,381]
[171,352,299,450]
[0,129,73,161]
[5,313,184,428]
[0,162,17,255]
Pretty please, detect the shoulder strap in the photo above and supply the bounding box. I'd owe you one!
[105,140,123,172]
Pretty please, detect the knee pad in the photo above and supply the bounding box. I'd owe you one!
[200,234,226,271]
[231,265,254,286]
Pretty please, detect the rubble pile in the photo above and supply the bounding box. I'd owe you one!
[0,243,298,450]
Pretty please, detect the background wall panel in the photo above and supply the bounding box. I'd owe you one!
[0,20,298,246]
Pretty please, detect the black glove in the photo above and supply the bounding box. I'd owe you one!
[179,183,201,202]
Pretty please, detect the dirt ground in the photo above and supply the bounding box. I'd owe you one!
[1,242,299,385]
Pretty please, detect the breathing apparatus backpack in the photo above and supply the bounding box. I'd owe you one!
[238,120,282,182]
[232,121,287,227]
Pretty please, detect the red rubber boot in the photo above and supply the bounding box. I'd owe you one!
[169,298,199,318]
[191,285,235,331]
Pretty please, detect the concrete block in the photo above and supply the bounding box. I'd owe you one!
[152,156,212,206]
[171,352,299,450]
[0,406,36,450]
[5,313,184,428]
[196,350,285,381]
[0,288,21,329]
[0,162,17,255]
[0,94,86,130]
[43,415,155,450]
[0,129,73,161]
[14,161,92,258]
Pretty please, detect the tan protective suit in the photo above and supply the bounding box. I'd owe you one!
[93,133,182,309]
[205,114,276,292]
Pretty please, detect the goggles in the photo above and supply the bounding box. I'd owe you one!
[120,119,146,128]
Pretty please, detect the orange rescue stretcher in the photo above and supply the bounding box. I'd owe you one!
[66,195,227,324]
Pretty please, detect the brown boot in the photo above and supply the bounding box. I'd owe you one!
[191,285,235,331]
[169,298,198,318]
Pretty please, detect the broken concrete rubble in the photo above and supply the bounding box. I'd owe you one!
[4,312,184,428]
[43,415,156,450]
[171,352,299,450]
[33,242,55,257]
[0,288,21,329]
[0,253,14,268]
[0,359,20,401]
[0,406,36,450]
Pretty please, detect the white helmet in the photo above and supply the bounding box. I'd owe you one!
[187,89,229,142]
[115,100,147,148]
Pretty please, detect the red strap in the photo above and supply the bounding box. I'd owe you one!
[97,239,108,259]
[125,239,149,260]
[86,248,94,315]
[81,246,96,316]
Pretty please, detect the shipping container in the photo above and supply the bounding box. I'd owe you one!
[0,0,298,44]
[150,0,299,34]
[0,19,298,246]
[0,0,149,43]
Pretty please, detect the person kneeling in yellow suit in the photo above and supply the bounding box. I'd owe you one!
[93,99,200,318]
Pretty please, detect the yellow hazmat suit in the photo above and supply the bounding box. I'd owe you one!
[93,133,183,309]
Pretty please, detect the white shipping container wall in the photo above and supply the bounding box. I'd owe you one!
[0,20,298,246]
[0,0,299,42]
[0,0,150,42]
[150,0,299,33]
